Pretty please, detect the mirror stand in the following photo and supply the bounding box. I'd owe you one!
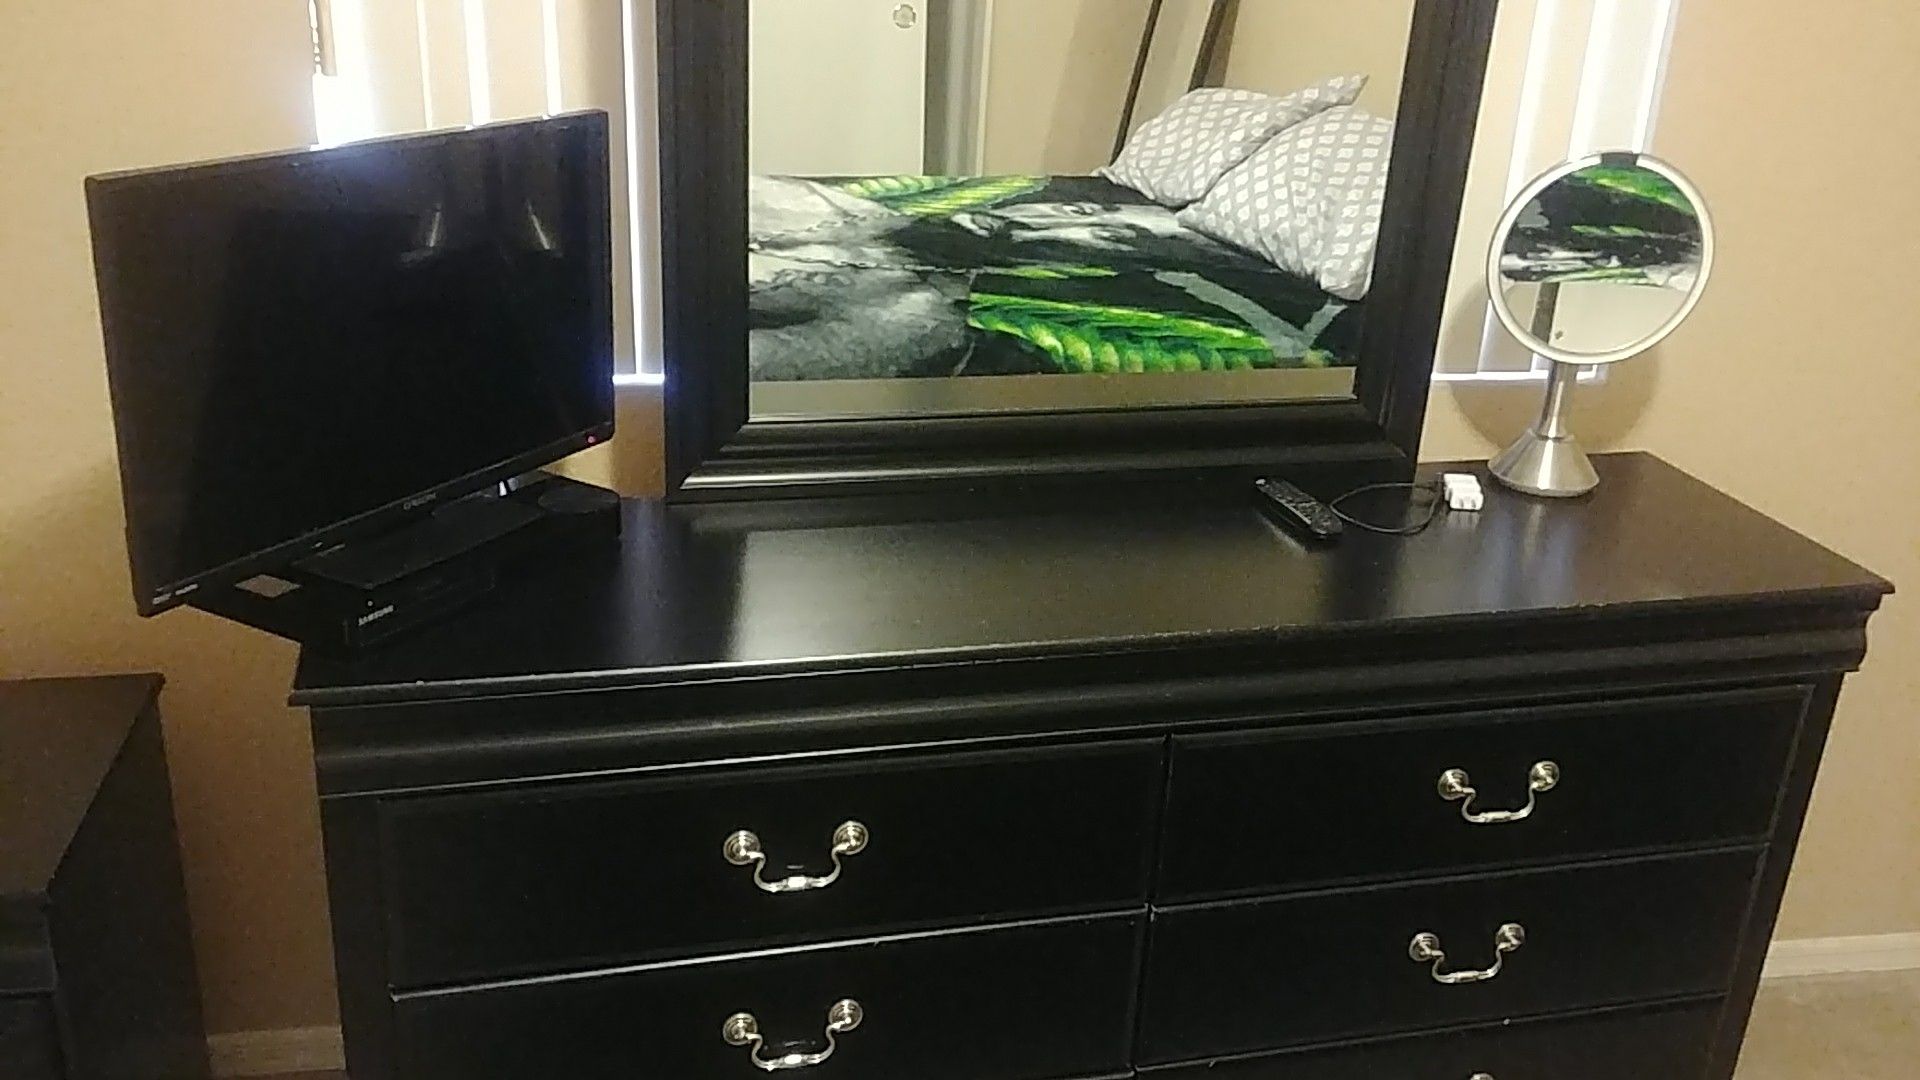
[1489,360,1599,498]
[1484,151,1714,500]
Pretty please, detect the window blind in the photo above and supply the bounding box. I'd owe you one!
[311,0,663,380]
[1435,0,1682,381]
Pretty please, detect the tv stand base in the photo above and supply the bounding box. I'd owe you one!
[187,473,618,652]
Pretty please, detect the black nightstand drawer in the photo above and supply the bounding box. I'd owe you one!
[393,914,1143,1080]
[381,739,1163,986]
[0,997,60,1079]
[1140,1000,1721,1079]
[1139,848,1759,1063]
[1160,687,1804,900]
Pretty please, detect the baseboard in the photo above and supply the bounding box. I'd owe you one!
[1764,932,1920,980]
[207,1025,344,1077]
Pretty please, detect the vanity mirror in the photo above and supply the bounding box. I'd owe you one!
[1487,152,1715,497]
[658,0,1500,498]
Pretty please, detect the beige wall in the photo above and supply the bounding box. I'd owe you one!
[981,0,1152,174]
[0,0,336,1036]
[1425,2,1920,937]
[1217,0,1415,117]
[981,0,1415,175]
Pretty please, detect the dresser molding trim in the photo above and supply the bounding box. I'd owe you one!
[293,591,1879,712]
[310,622,1869,796]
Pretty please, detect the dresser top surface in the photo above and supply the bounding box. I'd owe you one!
[0,673,160,896]
[292,453,1888,708]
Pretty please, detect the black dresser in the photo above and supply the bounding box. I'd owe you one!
[294,454,1889,1079]
[0,675,208,1080]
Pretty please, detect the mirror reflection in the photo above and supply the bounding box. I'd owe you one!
[1495,160,1709,361]
[745,0,1416,418]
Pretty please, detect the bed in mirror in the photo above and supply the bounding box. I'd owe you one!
[657,0,1500,497]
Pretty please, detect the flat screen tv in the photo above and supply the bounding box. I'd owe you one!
[87,112,614,615]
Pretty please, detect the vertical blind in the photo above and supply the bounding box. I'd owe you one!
[1435,0,1683,379]
[310,0,663,381]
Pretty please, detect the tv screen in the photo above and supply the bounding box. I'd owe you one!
[87,113,614,614]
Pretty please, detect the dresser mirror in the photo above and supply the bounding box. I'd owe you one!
[1487,153,1715,497]
[658,0,1500,497]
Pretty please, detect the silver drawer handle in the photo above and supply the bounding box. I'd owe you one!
[1409,923,1527,984]
[1438,761,1560,824]
[723,821,869,894]
[722,999,863,1072]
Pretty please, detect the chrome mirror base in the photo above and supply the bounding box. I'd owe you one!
[1489,360,1598,499]
[1489,427,1599,499]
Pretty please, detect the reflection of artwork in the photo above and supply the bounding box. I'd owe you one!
[749,174,1361,382]
[1501,165,1703,289]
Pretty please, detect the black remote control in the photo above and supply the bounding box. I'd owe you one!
[1253,477,1344,542]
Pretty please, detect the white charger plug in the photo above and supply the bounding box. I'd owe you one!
[1442,472,1484,512]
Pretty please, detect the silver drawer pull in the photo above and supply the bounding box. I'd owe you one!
[722,999,863,1072]
[723,821,869,894]
[1409,923,1526,984]
[1438,761,1560,824]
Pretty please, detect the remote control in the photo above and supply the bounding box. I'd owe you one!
[1253,477,1344,543]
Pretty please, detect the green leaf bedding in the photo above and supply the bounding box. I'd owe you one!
[1500,164,1704,289]
[749,174,1363,382]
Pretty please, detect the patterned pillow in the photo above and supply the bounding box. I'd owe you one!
[1176,105,1396,301]
[1099,76,1367,208]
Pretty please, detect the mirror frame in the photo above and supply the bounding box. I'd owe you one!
[656,0,1500,500]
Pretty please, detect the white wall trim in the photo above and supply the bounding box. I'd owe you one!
[208,1025,345,1077]
[1764,933,1920,980]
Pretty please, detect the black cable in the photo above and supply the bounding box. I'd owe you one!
[1329,480,1445,536]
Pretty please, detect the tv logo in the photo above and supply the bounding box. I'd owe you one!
[356,605,396,627]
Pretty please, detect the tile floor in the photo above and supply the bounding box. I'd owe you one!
[266,972,1920,1079]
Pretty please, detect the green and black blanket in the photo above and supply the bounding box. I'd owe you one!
[748,174,1364,382]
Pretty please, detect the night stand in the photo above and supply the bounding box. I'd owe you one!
[0,675,208,1079]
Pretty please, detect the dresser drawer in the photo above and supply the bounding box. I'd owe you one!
[1140,1000,1721,1079]
[381,739,1162,985]
[0,997,61,1079]
[1160,687,1803,900]
[1139,849,1759,1063]
[393,914,1143,1080]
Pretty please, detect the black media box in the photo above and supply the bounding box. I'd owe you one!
[185,473,620,652]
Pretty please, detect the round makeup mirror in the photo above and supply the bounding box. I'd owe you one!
[1486,152,1715,496]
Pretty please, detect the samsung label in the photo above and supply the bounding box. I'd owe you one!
[356,605,397,627]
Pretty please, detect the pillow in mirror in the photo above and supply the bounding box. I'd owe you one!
[1099,75,1367,208]
[1177,104,1395,302]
